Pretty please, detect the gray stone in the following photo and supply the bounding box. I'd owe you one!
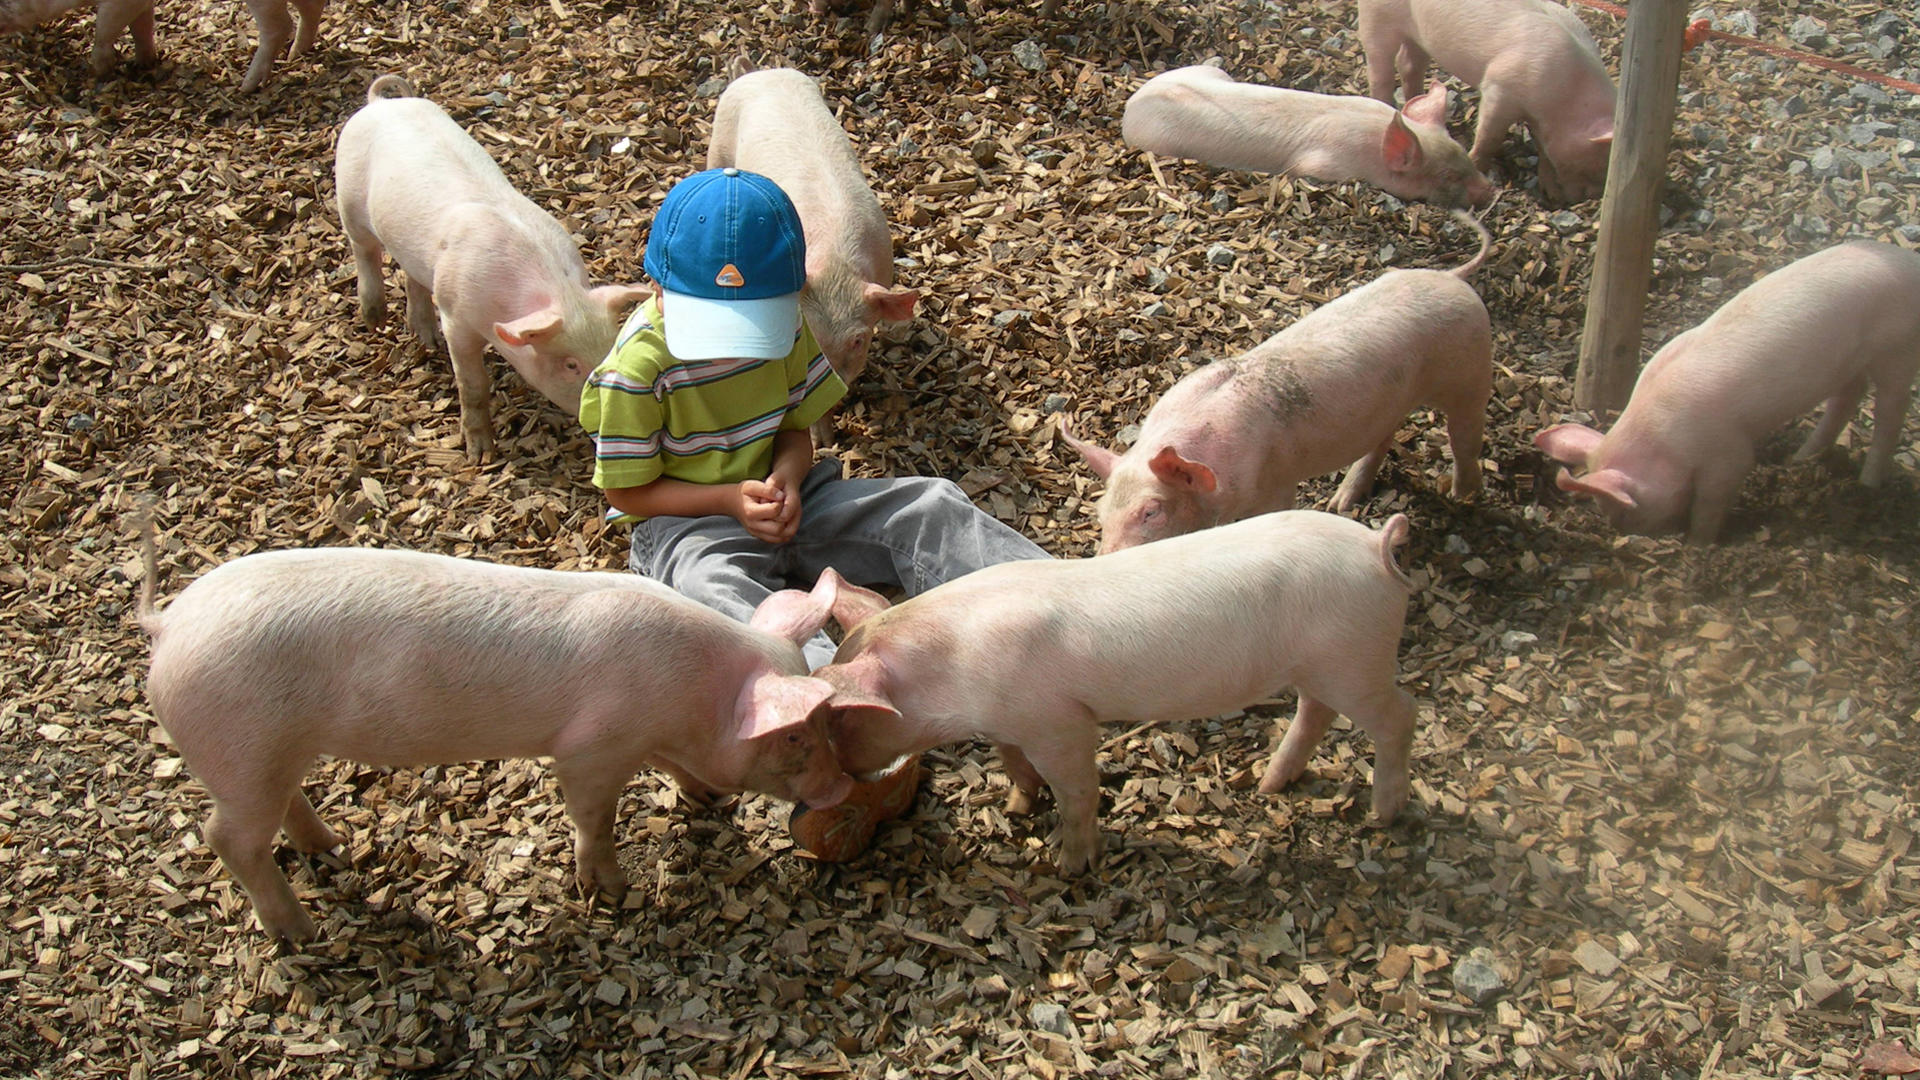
[1452,948,1506,1006]
[1043,394,1071,414]
[1141,301,1171,319]
[1697,276,1725,297]
[1209,192,1236,213]
[1852,84,1894,107]
[1356,859,1385,876]
[1030,1002,1074,1037]
[1839,148,1890,171]
[1808,146,1839,177]
[1869,35,1899,60]
[1012,40,1047,72]
[992,309,1030,328]
[1205,243,1236,268]
[1444,534,1471,555]
[1856,197,1893,220]
[1780,94,1808,118]
[1899,224,1920,244]
[1027,148,1065,168]
[1145,266,1169,292]
[694,76,728,98]
[66,413,94,432]
[1116,423,1142,447]
[1849,122,1895,145]
[1787,15,1829,48]
[1377,244,1397,264]
[1722,9,1758,35]
[1500,630,1539,652]
[1793,214,1831,239]
[1548,210,1585,234]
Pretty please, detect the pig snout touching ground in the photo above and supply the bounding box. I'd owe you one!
[1359,0,1615,204]
[239,0,323,92]
[138,527,851,941]
[334,75,646,462]
[1,0,158,78]
[1535,242,1920,544]
[796,511,1419,876]
[709,68,918,408]
[1121,65,1494,210]
[1064,217,1493,553]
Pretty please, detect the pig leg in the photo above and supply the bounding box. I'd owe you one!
[204,787,318,941]
[341,227,386,328]
[1444,402,1488,501]
[280,790,343,852]
[239,0,293,92]
[649,756,725,808]
[1393,43,1430,104]
[864,0,896,33]
[551,758,635,901]
[1331,438,1392,513]
[996,742,1046,816]
[1358,22,1400,103]
[1305,680,1415,824]
[1860,377,1914,488]
[130,7,159,66]
[1259,695,1336,794]
[1467,84,1524,171]
[89,1,152,74]
[1685,447,1753,545]
[403,273,437,342]
[1011,719,1102,874]
[442,322,496,461]
[1036,0,1060,18]
[1791,378,1866,463]
[288,0,324,57]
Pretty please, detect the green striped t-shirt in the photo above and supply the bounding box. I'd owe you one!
[579,296,846,523]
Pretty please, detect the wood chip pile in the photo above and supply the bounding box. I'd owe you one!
[2,0,1917,1076]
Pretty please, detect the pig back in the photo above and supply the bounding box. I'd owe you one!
[146,549,767,765]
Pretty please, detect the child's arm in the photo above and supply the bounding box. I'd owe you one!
[604,429,812,545]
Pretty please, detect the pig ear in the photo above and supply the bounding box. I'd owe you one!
[1533,423,1605,468]
[1059,418,1119,480]
[1381,112,1425,172]
[1557,467,1638,509]
[817,567,893,631]
[591,284,651,315]
[1400,80,1450,127]
[1148,446,1218,493]
[826,682,902,720]
[736,674,836,741]
[864,284,919,324]
[749,573,839,645]
[495,308,564,348]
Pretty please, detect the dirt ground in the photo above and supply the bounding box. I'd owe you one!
[2,0,1917,1076]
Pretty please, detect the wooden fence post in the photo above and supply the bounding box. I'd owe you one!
[1573,0,1691,411]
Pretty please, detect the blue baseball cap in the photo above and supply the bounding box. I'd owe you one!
[644,168,807,361]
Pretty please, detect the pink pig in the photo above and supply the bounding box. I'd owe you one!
[1121,65,1494,209]
[139,528,854,941]
[1,0,157,77]
[334,75,646,461]
[1536,241,1920,544]
[1064,217,1492,553]
[787,511,1418,875]
[1359,0,1616,203]
[709,68,919,389]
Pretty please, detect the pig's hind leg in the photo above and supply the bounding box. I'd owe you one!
[288,0,323,58]
[1008,719,1102,875]
[1331,439,1392,512]
[1297,680,1415,826]
[1792,377,1867,464]
[204,780,320,941]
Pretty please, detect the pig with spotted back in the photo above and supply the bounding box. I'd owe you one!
[790,512,1418,876]
[1535,242,1920,544]
[335,75,646,461]
[1064,220,1492,554]
[139,534,854,941]
[1,0,155,76]
[708,68,918,393]
[1121,65,1493,210]
[1359,0,1616,203]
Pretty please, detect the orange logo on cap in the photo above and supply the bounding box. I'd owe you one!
[715,264,745,288]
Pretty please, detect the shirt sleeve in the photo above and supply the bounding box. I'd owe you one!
[581,365,666,492]
[779,322,849,433]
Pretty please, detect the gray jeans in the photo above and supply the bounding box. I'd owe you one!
[628,459,1051,667]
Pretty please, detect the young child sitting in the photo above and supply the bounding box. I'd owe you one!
[580,167,1048,672]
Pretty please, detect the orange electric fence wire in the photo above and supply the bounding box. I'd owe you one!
[1567,0,1920,97]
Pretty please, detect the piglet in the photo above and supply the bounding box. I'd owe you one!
[1359,0,1615,203]
[1535,241,1920,543]
[708,68,918,391]
[789,511,1418,875]
[139,529,853,941]
[1,0,157,78]
[335,75,646,460]
[1121,65,1494,210]
[1064,216,1492,553]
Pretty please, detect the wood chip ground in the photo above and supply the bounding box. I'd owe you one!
[2,0,1917,1076]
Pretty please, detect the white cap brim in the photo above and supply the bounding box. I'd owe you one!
[660,288,803,361]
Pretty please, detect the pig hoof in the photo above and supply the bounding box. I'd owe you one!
[263,910,318,943]
[1258,757,1308,795]
[462,430,495,463]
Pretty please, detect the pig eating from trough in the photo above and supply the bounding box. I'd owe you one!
[783,511,1419,876]
[1535,241,1920,544]
[1064,215,1493,553]
[139,529,853,941]
[1121,64,1494,210]
[334,74,646,461]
